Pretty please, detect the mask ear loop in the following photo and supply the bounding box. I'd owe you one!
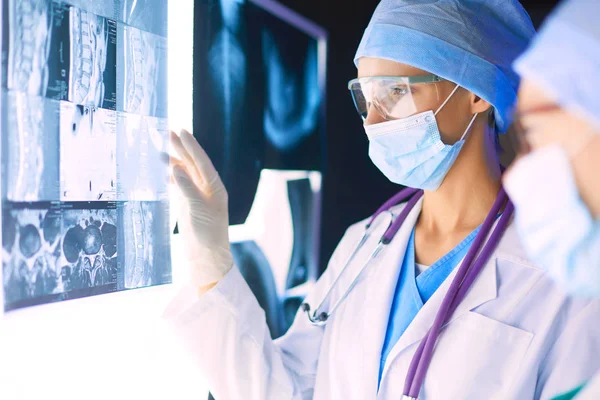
[433,83,479,143]
[459,113,479,142]
[434,84,461,116]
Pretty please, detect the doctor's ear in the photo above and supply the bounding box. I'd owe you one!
[470,94,492,115]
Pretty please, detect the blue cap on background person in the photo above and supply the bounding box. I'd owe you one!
[514,0,600,128]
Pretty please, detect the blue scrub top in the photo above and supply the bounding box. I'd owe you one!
[378,226,480,385]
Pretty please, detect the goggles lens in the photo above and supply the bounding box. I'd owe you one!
[348,75,443,121]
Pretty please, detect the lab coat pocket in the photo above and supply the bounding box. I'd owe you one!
[424,311,534,400]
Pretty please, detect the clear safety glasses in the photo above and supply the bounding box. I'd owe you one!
[348,74,444,121]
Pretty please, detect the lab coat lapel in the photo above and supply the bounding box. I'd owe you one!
[379,228,500,384]
[361,198,424,399]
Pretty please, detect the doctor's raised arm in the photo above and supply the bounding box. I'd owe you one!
[163,1,600,399]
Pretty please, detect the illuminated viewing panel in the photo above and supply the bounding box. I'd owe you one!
[1,0,171,312]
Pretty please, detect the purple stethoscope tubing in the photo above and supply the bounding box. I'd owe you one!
[301,185,513,399]
[368,187,421,228]
[301,188,422,325]
[402,188,513,398]
[365,185,513,398]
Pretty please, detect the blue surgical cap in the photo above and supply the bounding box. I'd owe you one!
[514,0,600,128]
[354,0,536,133]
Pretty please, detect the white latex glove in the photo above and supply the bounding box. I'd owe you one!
[169,129,233,291]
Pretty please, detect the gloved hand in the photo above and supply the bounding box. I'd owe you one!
[169,129,233,292]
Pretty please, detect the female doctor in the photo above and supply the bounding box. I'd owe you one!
[502,0,600,398]
[164,1,600,399]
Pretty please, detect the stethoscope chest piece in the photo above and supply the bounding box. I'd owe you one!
[300,208,395,327]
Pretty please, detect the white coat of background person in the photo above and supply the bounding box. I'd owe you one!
[163,1,600,399]
[502,0,600,398]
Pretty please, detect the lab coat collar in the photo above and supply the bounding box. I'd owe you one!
[360,198,500,398]
[360,197,423,398]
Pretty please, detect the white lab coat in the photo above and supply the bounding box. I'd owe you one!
[164,199,600,399]
[578,372,600,398]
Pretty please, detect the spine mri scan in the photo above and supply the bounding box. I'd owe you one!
[1,0,171,312]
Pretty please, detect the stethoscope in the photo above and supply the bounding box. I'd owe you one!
[301,186,514,399]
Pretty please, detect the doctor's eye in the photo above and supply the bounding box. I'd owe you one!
[390,86,409,98]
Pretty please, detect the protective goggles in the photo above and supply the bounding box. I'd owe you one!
[348,74,444,121]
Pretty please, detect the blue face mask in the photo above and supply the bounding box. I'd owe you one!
[364,84,477,191]
[504,144,600,297]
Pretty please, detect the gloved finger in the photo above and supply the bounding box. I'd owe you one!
[170,130,195,167]
[173,164,205,201]
[160,150,184,169]
[179,129,223,190]
[159,151,182,185]
[170,130,205,186]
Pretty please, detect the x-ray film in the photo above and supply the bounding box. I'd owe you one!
[2,0,171,312]
[194,0,326,224]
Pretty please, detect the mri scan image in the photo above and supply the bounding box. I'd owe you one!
[2,206,63,308]
[61,205,118,292]
[5,0,117,107]
[1,203,118,311]
[118,201,170,290]
[59,102,117,201]
[117,23,168,118]
[117,113,169,201]
[62,0,119,20]
[2,0,171,312]
[68,6,117,109]
[1,91,60,202]
[63,0,168,35]
[120,0,167,38]
[5,0,69,99]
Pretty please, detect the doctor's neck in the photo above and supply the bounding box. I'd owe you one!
[420,114,502,235]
